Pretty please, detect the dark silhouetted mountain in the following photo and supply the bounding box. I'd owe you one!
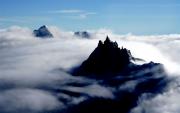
[33,25,53,38]
[74,31,91,38]
[71,36,166,79]
[72,36,134,78]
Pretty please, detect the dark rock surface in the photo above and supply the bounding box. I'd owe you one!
[72,36,153,78]
[33,25,53,38]
[74,31,91,38]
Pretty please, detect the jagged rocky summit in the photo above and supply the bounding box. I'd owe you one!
[33,25,53,38]
[72,36,165,79]
[74,31,91,38]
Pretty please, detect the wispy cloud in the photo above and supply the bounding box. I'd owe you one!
[78,12,97,19]
[48,9,83,14]
[0,16,52,24]
[48,9,97,19]
[0,17,29,23]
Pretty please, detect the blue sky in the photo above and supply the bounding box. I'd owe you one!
[0,0,179,35]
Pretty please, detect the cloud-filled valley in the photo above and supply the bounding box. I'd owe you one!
[0,26,180,113]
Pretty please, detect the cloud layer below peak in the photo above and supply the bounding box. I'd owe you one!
[0,26,180,113]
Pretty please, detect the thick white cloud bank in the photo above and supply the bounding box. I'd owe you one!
[0,88,62,113]
[0,26,180,113]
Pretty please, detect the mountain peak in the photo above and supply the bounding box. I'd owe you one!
[71,37,165,79]
[101,36,119,49]
[41,25,46,28]
[33,25,53,38]
[74,31,91,38]
[72,37,134,78]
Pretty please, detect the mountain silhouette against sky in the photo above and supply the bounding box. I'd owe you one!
[72,36,165,79]
[33,25,53,38]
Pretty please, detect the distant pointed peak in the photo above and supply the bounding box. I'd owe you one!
[38,25,47,29]
[41,25,47,28]
[33,25,53,38]
[74,31,91,38]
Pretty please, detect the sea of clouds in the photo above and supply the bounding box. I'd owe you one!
[0,26,180,113]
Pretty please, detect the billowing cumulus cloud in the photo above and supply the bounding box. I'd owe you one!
[0,26,180,113]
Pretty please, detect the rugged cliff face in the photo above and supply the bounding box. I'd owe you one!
[72,36,165,79]
[72,36,132,77]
